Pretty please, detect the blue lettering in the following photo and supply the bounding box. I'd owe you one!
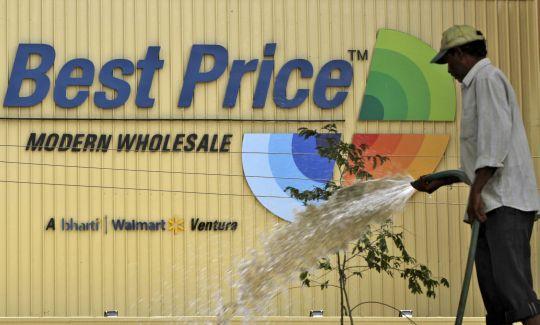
[252,43,276,108]
[4,44,55,107]
[4,43,353,110]
[53,58,94,108]
[223,59,258,108]
[313,60,353,109]
[135,46,163,108]
[178,45,228,107]
[273,59,313,108]
[94,59,135,109]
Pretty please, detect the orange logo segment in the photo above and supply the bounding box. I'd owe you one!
[350,134,450,179]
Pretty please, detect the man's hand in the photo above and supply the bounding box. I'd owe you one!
[467,189,487,222]
[411,175,446,194]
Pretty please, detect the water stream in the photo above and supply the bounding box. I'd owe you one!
[217,175,416,323]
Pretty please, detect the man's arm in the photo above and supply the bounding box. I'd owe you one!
[468,167,497,222]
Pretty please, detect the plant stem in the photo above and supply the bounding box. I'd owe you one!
[341,252,354,325]
[337,252,344,325]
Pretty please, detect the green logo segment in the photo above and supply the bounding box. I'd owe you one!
[360,29,456,121]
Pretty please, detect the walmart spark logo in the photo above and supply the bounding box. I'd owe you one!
[167,217,184,234]
[242,134,339,223]
[242,29,456,222]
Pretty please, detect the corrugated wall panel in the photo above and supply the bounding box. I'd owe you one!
[0,0,537,318]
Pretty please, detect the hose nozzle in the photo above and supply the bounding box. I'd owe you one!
[411,169,471,189]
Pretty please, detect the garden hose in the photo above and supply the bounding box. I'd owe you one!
[412,170,475,325]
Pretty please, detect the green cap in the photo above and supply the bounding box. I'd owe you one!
[431,25,485,64]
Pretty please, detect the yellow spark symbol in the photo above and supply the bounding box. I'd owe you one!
[167,217,184,234]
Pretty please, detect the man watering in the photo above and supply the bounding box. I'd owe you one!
[412,25,540,324]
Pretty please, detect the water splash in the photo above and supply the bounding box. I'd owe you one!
[217,175,415,323]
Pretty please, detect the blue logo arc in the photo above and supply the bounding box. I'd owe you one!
[242,133,339,222]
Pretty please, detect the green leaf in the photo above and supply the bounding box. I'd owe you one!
[320,280,329,290]
[441,278,450,287]
[318,258,333,270]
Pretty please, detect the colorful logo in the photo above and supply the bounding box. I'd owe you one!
[242,134,339,222]
[359,29,456,121]
[243,29,456,222]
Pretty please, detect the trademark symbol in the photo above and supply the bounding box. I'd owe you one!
[348,49,369,61]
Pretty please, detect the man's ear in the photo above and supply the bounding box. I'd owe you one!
[453,47,465,59]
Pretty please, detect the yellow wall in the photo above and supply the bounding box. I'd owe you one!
[0,0,538,320]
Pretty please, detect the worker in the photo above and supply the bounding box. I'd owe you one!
[412,25,540,325]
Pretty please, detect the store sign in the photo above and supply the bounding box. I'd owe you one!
[5,29,456,224]
[26,132,233,152]
[44,217,238,233]
[4,43,352,110]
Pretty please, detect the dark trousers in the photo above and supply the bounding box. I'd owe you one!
[475,206,540,324]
